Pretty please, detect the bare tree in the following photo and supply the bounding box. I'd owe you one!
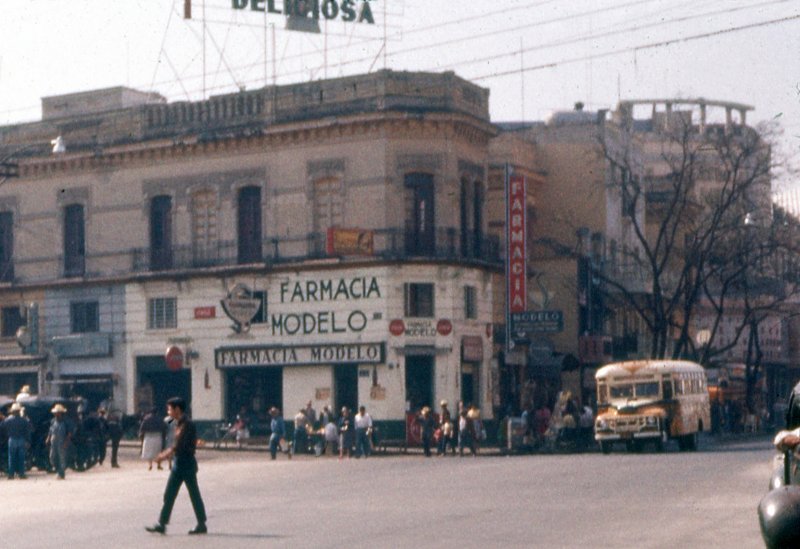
[597,114,778,364]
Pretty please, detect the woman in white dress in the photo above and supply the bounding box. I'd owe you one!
[139,409,166,470]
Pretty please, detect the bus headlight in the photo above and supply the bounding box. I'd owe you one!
[596,419,609,430]
[645,416,658,427]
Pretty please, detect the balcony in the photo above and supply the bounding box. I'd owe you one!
[129,227,502,275]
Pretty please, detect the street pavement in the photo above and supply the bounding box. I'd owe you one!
[2,434,775,548]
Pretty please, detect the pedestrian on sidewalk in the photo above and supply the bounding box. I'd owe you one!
[106,410,123,468]
[338,407,354,459]
[354,405,373,458]
[268,407,287,460]
[145,396,207,536]
[1,402,32,479]
[139,408,166,471]
[293,408,309,455]
[417,406,436,457]
[47,403,74,479]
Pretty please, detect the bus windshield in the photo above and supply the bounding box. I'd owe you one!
[608,382,660,399]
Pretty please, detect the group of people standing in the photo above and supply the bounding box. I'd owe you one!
[1,387,123,480]
[518,390,594,452]
[417,400,486,457]
[267,402,375,460]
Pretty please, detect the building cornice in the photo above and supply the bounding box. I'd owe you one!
[18,111,496,179]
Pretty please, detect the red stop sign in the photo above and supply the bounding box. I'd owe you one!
[389,319,405,336]
[165,346,184,371]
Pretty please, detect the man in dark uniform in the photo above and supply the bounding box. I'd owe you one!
[105,410,123,468]
[145,397,207,535]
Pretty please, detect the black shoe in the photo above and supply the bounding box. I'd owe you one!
[145,523,165,534]
[188,524,207,535]
[111,463,120,468]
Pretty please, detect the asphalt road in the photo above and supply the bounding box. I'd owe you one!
[2,435,775,549]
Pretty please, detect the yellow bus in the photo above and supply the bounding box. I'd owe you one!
[594,360,711,454]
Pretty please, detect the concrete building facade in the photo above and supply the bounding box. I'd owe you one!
[0,70,501,437]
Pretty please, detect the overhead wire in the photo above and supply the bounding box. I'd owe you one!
[0,1,796,120]
[468,13,800,82]
[148,1,797,100]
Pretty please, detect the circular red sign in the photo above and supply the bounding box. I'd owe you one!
[165,346,184,371]
[437,319,453,336]
[389,319,405,336]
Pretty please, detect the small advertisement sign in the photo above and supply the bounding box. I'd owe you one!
[326,227,374,256]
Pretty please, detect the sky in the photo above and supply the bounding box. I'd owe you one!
[1,0,799,189]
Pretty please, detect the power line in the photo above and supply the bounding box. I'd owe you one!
[468,13,800,82]
[420,0,793,74]
[152,0,787,100]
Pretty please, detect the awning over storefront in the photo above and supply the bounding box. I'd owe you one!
[0,354,46,374]
[392,345,452,356]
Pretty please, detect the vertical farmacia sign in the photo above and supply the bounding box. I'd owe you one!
[231,0,376,24]
[506,173,527,315]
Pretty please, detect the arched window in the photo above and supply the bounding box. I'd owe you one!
[63,203,85,277]
[460,178,470,257]
[473,181,484,256]
[0,212,14,282]
[237,186,262,264]
[150,195,172,270]
[404,172,435,255]
[191,189,218,266]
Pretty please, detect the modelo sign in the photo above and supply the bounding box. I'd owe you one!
[231,0,376,24]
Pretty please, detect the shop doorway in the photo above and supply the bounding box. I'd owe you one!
[136,356,191,416]
[461,362,478,408]
[405,355,434,412]
[225,367,282,426]
[62,377,113,412]
[334,364,358,414]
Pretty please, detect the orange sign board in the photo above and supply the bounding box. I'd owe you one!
[326,227,374,256]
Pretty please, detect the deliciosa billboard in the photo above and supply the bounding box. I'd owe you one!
[231,0,376,24]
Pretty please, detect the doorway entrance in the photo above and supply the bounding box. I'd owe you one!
[334,364,358,414]
[405,355,434,412]
[136,356,191,416]
[225,367,282,425]
[461,362,478,408]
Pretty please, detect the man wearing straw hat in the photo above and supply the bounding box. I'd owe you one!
[46,403,73,479]
[1,402,32,479]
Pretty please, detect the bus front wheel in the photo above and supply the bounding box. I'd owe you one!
[600,441,613,454]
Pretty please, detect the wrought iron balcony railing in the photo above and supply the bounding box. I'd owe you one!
[130,227,502,274]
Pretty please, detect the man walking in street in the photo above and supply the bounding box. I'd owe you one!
[1,402,32,479]
[145,397,207,536]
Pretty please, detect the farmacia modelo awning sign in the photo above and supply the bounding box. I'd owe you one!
[232,0,376,24]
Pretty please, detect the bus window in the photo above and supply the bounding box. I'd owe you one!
[610,385,633,398]
[662,378,673,399]
[636,382,659,398]
[598,384,608,404]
